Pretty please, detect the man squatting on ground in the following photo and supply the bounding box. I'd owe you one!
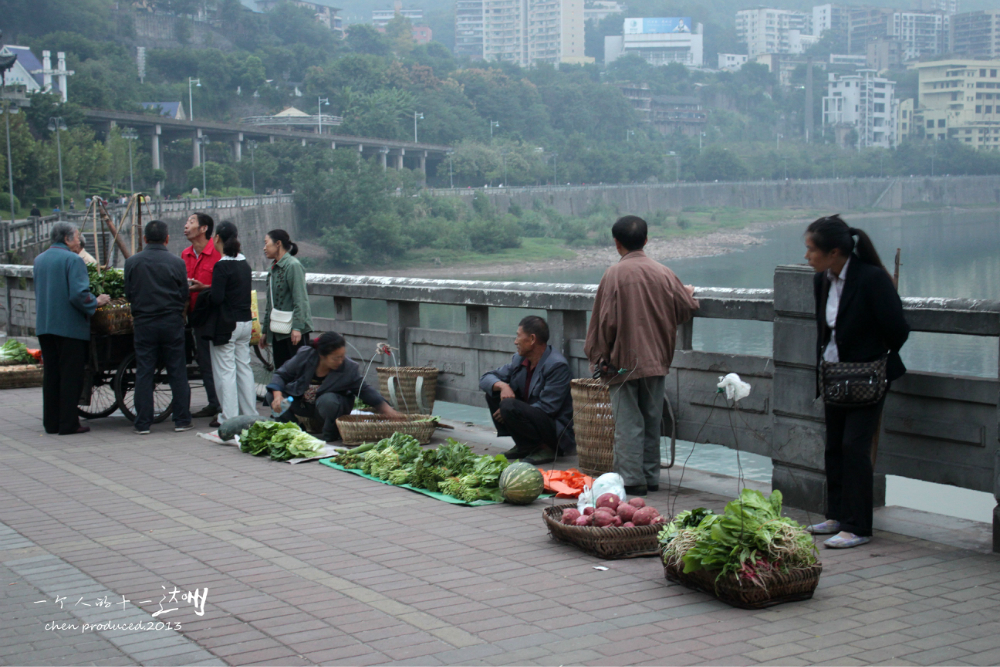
[585,215,699,497]
[479,316,576,465]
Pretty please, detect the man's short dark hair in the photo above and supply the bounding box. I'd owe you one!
[519,316,549,344]
[193,212,214,238]
[144,220,169,244]
[612,215,648,251]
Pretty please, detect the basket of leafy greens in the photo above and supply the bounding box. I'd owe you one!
[88,265,132,335]
[659,489,821,609]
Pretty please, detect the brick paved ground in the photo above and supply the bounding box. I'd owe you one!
[2,385,1000,666]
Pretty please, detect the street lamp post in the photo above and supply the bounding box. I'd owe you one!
[446,150,454,189]
[188,77,201,121]
[248,140,258,194]
[551,152,558,185]
[318,97,329,134]
[489,119,499,139]
[198,136,210,194]
[501,149,509,187]
[122,127,138,195]
[2,102,15,225]
[413,111,423,143]
[48,116,67,211]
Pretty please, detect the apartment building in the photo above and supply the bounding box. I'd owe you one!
[917,0,958,15]
[373,3,423,28]
[736,8,815,58]
[455,0,485,59]
[718,53,749,71]
[823,69,898,149]
[848,8,948,60]
[584,1,625,23]
[951,10,1000,58]
[812,4,849,38]
[605,17,704,67]
[481,0,589,67]
[911,59,1000,150]
[867,37,903,71]
[255,0,343,35]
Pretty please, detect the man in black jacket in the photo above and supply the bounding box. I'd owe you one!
[479,316,575,464]
[124,220,193,434]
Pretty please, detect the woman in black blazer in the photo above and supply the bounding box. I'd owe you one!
[205,222,256,426]
[804,215,909,549]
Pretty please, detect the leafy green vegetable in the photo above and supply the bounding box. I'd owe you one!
[659,489,818,590]
[0,339,34,364]
[333,435,511,502]
[87,264,126,300]
[239,421,324,461]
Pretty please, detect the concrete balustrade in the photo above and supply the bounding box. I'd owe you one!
[2,264,999,550]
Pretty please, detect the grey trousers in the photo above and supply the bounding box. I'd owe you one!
[610,376,665,487]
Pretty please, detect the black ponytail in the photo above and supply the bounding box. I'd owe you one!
[216,221,241,258]
[267,229,298,256]
[806,214,884,269]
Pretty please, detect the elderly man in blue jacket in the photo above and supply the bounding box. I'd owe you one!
[33,222,111,435]
[479,316,575,464]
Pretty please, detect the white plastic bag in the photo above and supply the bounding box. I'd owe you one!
[577,472,627,513]
[717,373,751,403]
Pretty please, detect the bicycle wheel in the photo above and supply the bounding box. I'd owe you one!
[251,344,274,400]
[113,352,174,424]
[77,370,119,419]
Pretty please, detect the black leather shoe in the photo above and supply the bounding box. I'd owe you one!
[624,484,648,497]
[192,405,219,418]
[502,446,531,459]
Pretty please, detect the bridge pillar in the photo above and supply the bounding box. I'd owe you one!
[233,132,243,162]
[192,129,202,167]
[770,264,886,513]
[150,125,162,196]
[380,150,387,171]
[387,301,420,365]
[394,149,405,170]
[418,151,427,174]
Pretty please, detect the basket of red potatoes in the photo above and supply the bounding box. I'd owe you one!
[541,493,667,559]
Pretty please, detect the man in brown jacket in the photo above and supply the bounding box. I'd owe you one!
[584,215,699,496]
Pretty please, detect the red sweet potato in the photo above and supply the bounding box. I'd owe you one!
[574,514,593,527]
[611,515,623,527]
[561,509,581,525]
[632,506,660,526]
[593,511,616,527]
[628,497,646,509]
[596,493,620,511]
[623,521,635,528]
[616,503,636,522]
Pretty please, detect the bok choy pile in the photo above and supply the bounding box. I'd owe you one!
[659,489,818,589]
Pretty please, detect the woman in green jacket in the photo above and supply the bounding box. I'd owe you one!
[260,229,313,371]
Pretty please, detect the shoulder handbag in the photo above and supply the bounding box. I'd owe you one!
[820,354,888,407]
[268,271,294,335]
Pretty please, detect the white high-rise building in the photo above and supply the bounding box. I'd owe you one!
[455,0,485,59]
[481,0,590,67]
[736,8,815,58]
[823,69,899,149]
[605,18,704,67]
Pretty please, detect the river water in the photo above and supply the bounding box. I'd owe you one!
[320,208,1000,522]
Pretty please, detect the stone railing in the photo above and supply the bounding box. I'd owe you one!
[3,265,999,549]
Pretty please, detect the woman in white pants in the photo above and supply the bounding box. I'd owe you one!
[206,222,257,424]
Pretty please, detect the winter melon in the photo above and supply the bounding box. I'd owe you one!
[218,415,266,441]
[499,462,544,505]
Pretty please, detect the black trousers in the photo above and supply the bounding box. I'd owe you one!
[271,332,311,374]
[824,392,887,537]
[277,392,352,442]
[193,325,219,409]
[38,334,88,435]
[485,392,557,455]
[133,316,192,431]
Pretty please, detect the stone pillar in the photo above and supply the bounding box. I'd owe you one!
[419,151,427,173]
[151,125,162,196]
[395,151,405,170]
[268,135,274,144]
[380,151,387,171]
[466,306,489,335]
[106,120,117,145]
[387,301,420,366]
[334,297,352,322]
[547,310,586,358]
[331,141,337,150]
[192,129,202,167]
[233,132,243,162]
[770,264,887,513]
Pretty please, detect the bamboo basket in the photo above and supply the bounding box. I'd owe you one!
[91,299,133,335]
[571,379,616,477]
[0,364,44,389]
[376,366,439,415]
[542,503,661,559]
[662,551,822,609]
[335,414,438,446]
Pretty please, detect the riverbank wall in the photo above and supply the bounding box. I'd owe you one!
[426,176,1000,217]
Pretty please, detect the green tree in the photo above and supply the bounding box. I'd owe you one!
[385,13,415,56]
[695,145,748,182]
[346,24,392,57]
